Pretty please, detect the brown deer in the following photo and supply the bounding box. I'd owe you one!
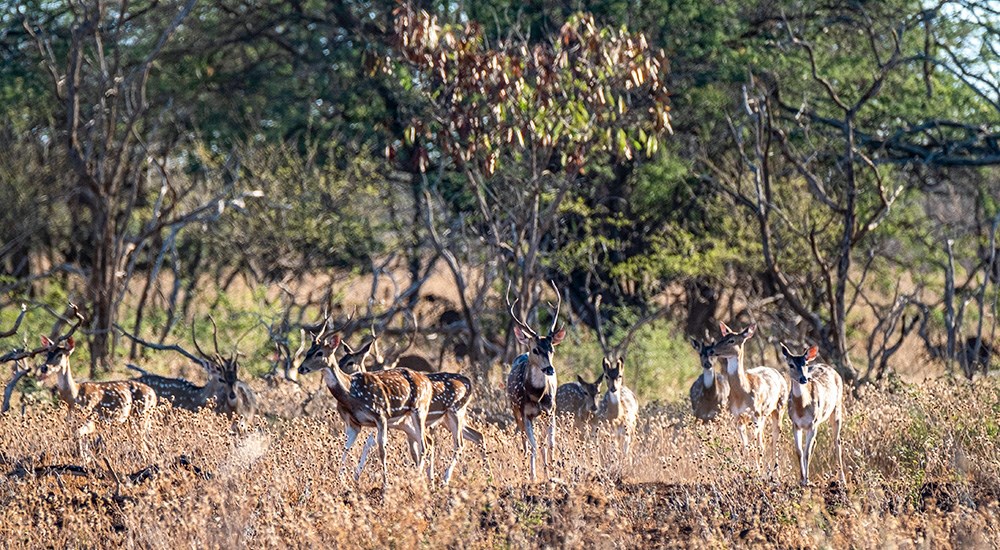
[555,374,604,431]
[506,281,565,481]
[34,306,157,456]
[710,322,788,475]
[297,314,433,488]
[689,337,730,422]
[117,318,258,425]
[781,343,846,486]
[361,325,485,484]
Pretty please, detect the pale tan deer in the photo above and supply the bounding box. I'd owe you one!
[710,322,788,474]
[297,316,433,488]
[358,326,485,484]
[506,281,566,481]
[780,343,846,486]
[555,373,604,431]
[34,307,157,456]
[689,337,730,422]
[595,357,639,458]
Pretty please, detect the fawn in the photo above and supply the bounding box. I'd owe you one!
[781,343,847,486]
[596,357,639,457]
[710,322,788,475]
[689,337,730,422]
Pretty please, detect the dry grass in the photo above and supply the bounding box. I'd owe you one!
[2,376,999,549]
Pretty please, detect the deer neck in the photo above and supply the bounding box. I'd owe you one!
[702,368,715,389]
[321,358,354,399]
[724,350,752,397]
[54,362,79,405]
[790,379,811,406]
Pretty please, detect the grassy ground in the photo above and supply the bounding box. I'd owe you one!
[1,372,999,548]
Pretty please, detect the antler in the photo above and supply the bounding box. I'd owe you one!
[116,323,209,367]
[0,304,27,339]
[548,280,562,336]
[506,280,538,338]
[54,303,85,344]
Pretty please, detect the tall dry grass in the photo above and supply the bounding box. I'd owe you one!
[1,376,999,548]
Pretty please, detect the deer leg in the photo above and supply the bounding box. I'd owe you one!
[443,411,463,485]
[793,427,806,485]
[803,427,818,486]
[833,406,846,484]
[770,410,781,477]
[547,415,556,471]
[409,409,430,481]
[339,424,361,481]
[356,434,377,481]
[524,417,538,482]
[376,419,389,490]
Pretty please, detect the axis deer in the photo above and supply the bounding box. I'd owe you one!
[358,326,485,484]
[781,343,846,486]
[710,322,788,474]
[117,318,258,424]
[556,374,604,431]
[596,358,639,457]
[689,337,730,421]
[297,315,433,488]
[34,306,157,456]
[506,281,565,481]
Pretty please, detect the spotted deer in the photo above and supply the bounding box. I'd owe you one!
[506,281,565,481]
[710,322,788,474]
[117,318,258,425]
[297,315,433,488]
[781,343,846,486]
[596,358,639,457]
[555,374,604,431]
[35,306,157,456]
[358,327,485,484]
[689,337,730,422]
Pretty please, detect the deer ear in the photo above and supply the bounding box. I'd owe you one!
[327,334,342,349]
[65,337,75,352]
[806,345,819,362]
[357,340,374,356]
[577,374,586,385]
[550,327,566,346]
[513,326,531,346]
[690,337,701,351]
[744,324,756,339]
[719,322,732,336]
[602,357,611,370]
[40,335,52,347]
[616,358,624,370]
[780,343,793,360]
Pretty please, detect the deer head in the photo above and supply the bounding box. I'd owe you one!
[507,281,566,376]
[36,304,85,380]
[298,308,354,375]
[780,343,820,384]
[601,357,626,395]
[576,374,604,413]
[689,337,716,370]
[709,322,756,360]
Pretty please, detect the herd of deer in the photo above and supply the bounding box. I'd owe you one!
[0,290,847,489]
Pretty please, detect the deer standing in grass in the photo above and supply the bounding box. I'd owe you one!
[506,281,565,481]
[35,306,157,456]
[781,343,846,486]
[356,325,484,484]
[555,374,603,431]
[596,357,639,458]
[710,322,788,475]
[297,314,433,488]
[689,337,730,422]
[117,318,258,425]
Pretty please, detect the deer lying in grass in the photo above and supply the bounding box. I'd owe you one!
[781,343,846,486]
[117,318,258,425]
[556,374,604,431]
[506,281,565,481]
[689,337,730,422]
[297,314,433,488]
[596,358,639,457]
[711,322,788,475]
[35,306,157,456]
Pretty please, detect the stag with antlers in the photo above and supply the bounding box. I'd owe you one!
[506,281,566,481]
[117,317,258,425]
[32,305,158,457]
[297,310,433,489]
